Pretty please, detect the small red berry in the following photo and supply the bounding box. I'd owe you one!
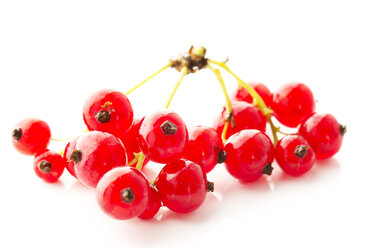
[271,82,315,127]
[71,131,128,188]
[183,126,223,173]
[12,118,51,156]
[138,110,188,164]
[275,135,315,176]
[62,136,79,178]
[299,113,345,159]
[96,167,150,220]
[224,130,274,182]
[138,186,162,220]
[83,89,134,138]
[155,159,212,214]
[118,118,149,168]
[213,101,267,140]
[34,150,65,183]
[231,82,272,107]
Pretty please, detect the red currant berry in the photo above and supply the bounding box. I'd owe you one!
[275,135,315,176]
[271,82,315,127]
[118,118,149,168]
[34,150,65,183]
[62,136,79,178]
[183,126,223,173]
[138,186,162,220]
[12,118,51,156]
[231,82,272,107]
[155,159,213,213]
[71,131,128,188]
[83,89,134,138]
[138,110,188,164]
[96,167,150,220]
[299,113,345,159]
[224,130,274,182]
[119,118,142,155]
[213,101,267,140]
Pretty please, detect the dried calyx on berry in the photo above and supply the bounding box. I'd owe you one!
[170,46,208,73]
[217,149,227,163]
[294,145,309,159]
[39,160,52,173]
[12,128,22,141]
[70,149,82,164]
[340,124,347,136]
[161,120,178,135]
[262,163,274,175]
[120,188,135,204]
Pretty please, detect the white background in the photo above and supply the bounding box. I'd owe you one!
[0,1,371,247]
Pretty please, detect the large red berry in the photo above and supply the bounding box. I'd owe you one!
[96,167,150,220]
[138,110,188,164]
[34,150,65,183]
[12,118,51,156]
[299,113,345,159]
[231,82,272,107]
[275,135,315,176]
[70,131,128,188]
[224,130,274,182]
[138,186,162,220]
[83,89,134,138]
[213,101,267,140]
[155,159,212,213]
[62,136,79,178]
[271,82,315,127]
[183,126,223,173]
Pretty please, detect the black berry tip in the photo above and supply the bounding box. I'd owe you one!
[95,110,111,123]
[70,149,82,164]
[12,128,22,141]
[262,163,274,175]
[161,120,178,135]
[120,188,135,204]
[294,145,309,159]
[39,160,52,173]
[217,149,227,164]
[207,181,214,192]
[340,124,347,136]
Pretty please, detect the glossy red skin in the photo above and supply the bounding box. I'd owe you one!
[299,113,343,159]
[183,126,223,173]
[231,82,272,107]
[96,167,150,220]
[155,159,207,213]
[34,150,65,183]
[73,131,128,188]
[213,101,267,140]
[12,118,51,156]
[138,110,188,164]
[275,135,315,176]
[224,130,274,182]
[83,89,134,138]
[118,118,149,168]
[271,82,315,128]
[138,186,162,220]
[62,136,79,178]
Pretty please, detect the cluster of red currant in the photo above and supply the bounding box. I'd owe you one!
[11,46,346,221]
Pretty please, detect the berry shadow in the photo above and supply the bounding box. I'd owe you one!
[111,192,222,245]
[273,157,341,186]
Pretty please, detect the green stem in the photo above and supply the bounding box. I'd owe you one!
[135,153,146,171]
[126,63,172,95]
[208,59,279,145]
[165,66,188,108]
[207,63,233,143]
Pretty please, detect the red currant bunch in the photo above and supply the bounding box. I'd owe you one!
[12,46,346,221]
